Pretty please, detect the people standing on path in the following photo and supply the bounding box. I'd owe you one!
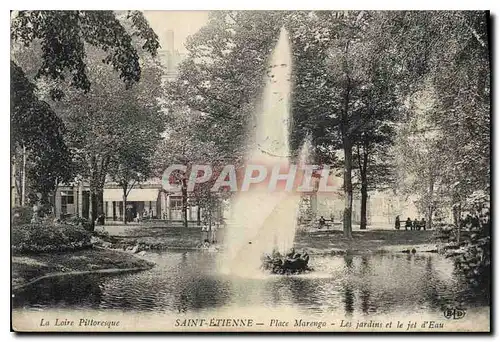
[211,220,218,244]
[201,220,209,243]
[395,216,401,230]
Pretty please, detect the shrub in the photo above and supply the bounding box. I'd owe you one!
[62,216,92,231]
[12,206,33,225]
[11,223,92,254]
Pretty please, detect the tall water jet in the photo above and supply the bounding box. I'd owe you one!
[220,28,303,277]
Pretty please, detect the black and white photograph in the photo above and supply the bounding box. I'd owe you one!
[10,9,491,332]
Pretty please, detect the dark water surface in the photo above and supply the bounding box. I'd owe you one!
[13,251,487,316]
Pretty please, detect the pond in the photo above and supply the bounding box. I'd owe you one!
[13,251,488,318]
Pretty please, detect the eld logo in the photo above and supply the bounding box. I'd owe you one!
[443,308,466,320]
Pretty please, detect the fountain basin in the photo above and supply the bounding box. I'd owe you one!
[261,250,312,275]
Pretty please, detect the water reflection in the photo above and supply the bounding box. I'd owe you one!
[13,251,488,316]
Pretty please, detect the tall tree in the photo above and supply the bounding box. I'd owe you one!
[110,132,159,225]
[11,10,159,96]
[163,11,284,226]
[11,10,161,222]
[10,61,73,209]
[168,11,283,161]
[392,11,490,227]
[288,11,405,237]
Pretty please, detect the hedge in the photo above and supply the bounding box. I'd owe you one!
[12,223,92,254]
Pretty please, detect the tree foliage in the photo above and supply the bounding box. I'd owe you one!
[10,61,72,203]
[11,10,160,96]
[167,11,284,161]
[393,11,490,226]
[11,11,164,228]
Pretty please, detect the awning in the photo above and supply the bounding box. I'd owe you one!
[103,188,159,202]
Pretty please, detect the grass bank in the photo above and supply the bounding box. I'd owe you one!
[12,248,154,290]
[295,229,438,254]
[100,223,440,254]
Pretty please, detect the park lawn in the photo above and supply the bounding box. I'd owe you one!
[294,229,439,254]
[102,223,209,249]
[101,223,440,254]
[12,248,154,290]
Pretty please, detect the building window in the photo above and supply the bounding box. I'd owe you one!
[170,197,183,210]
[61,191,74,215]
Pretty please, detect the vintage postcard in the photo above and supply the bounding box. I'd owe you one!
[11,10,490,332]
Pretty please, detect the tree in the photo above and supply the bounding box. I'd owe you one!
[162,11,285,226]
[350,29,401,230]
[53,45,164,228]
[288,11,405,237]
[10,61,73,209]
[11,11,161,223]
[153,105,231,227]
[392,11,490,228]
[393,95,447,230]
[168,11,284,161]
[110,138,156,225]
[11,10,159,97]
[13,40,165,229]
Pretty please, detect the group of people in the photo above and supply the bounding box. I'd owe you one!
[395,216,427,230]
[201,219,224,245]
[120,208,154,223]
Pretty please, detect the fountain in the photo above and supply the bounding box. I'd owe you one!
[219,28,311,276]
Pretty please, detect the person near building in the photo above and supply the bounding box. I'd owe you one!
[201,220,209,243]
[211,220,220,244]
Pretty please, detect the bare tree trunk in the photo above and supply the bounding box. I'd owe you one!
[341,40,353,239]
[96,188,104,225]
[90,190,97,231]
[11,154,17,208]
[360,183,368,230]
[89,155,97,231]
[122,187,128,225]
[21,145,26,206]
[343,138,353,238]
[53,180,59,218]
[457,202,462,244]
[181,178,188,228]
[426,176,434,230]
[360,145,369,230]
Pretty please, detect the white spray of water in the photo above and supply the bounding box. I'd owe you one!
[219,28,310,277]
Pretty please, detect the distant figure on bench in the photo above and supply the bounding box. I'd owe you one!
[405,217,412,230]
[420,217,427,230]
[318,216,326,229]
[413,218,419,231]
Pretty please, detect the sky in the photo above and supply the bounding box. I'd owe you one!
[143,11,209,52]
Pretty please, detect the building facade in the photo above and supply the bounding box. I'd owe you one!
[54,178,226,224]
